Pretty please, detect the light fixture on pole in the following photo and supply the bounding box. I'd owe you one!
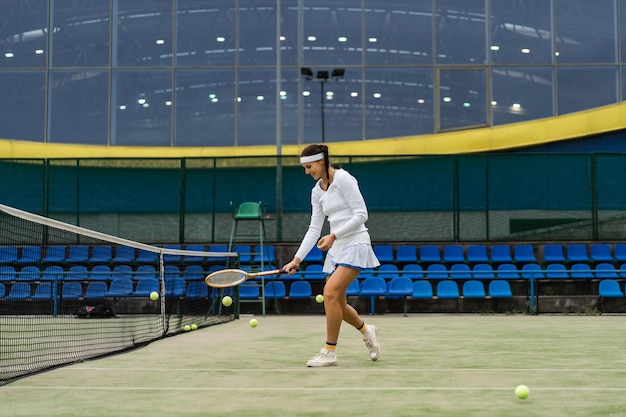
[300,67,345,142]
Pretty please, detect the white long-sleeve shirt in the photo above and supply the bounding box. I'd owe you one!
[294,169,369,262]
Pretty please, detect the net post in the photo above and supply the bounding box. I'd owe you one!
[159,251,166,336]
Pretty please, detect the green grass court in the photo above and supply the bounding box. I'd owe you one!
[2,314,626,417]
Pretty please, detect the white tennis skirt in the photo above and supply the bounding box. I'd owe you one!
[322,230,380,274]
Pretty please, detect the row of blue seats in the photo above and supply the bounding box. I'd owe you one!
[295,262,626,280]
[0,276,216,302]
[0,244,274,264]
[363,243,626,265]
[0,264,221,282]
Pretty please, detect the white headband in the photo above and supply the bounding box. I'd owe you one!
[300,152,324,164]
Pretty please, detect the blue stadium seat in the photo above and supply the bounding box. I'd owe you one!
[183,265,204,281]
[41,265,64,283]
[17,265,40,281]
[136,249,159,263]
[136,265,157,278]
[17,246,42,264]
[183,245,206,263]
[0,266,16,281]
[186,281,208,299]
[521,263,545,279]
[0,283,5,300]
[112,265,133,280]
[496,263,520,279]
[288,280,312,299]
[396,245,417,263]
[61,282,83,300]
[90,265,112,281]
[376,264,400,280]
[67,245,89,263]
[165,265,182,279]
[566,244,589,262]
[387,276,413,316]
[443,245,465,264]
[513,244,537,263]
[42,245,66,263]
[32,282,54,300]
[542,244,566,263]
[360,277,387,314]
[449,264,471,280]
[401,264,424,279]
[90,246,112,263]
[570,263,594,279]
[67,265,89,281]
[467,245,489,263]
[253,245,276,264]
[420,245,441,263]
[163,245,182,262]
[462,280,486,298]
[590,244,613,263]
[346,279,360,296]
[7,282,31,300]
[113,246,136,263]
[233,245,252,264]
[0,246,18,264]
[239,282,260,299]
[304,245,324,263]
[614,244,626,262]
[472,263,495,280]
[207,245,230,264]
[165,277,186,298]
[488,280,513,298]
[105,278,133,298]
[490,245,512,263]
[83,281,108,299]
[264,281,286,299]
[132,277,160,297]
[373,245,394,263]
[436,281,459,299]
[545,263,569,279]
[598,279,623,297]
[412,280,433,298]
[426,264,447,279]
[303,264,326,280]
[595,263,618,279]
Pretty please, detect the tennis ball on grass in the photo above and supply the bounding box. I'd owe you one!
[515,385,529,400]
[249,319,258,328]
[222,296,233,307]
[315,294,324,303]
[149,291,159,301]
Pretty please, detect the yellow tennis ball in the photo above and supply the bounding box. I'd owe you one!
[222,296,233,307]
[249,318,258,328]
[315,294,324,303]
[515,385,529,400]
[149,291,159,301]
[183,325,191,332]
[191,324,198,330]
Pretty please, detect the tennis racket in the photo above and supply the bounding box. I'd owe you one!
[205,268,289,288]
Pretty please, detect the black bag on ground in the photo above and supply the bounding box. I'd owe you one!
[74,305,114,318]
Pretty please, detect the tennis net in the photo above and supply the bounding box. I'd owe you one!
[0,203,238,385]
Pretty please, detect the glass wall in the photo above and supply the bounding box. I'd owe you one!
[0,0,623,147]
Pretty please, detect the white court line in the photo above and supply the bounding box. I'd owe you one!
[64,367,626,373]
[5,386,626,392]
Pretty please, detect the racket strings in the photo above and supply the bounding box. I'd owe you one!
[207,270,246,286]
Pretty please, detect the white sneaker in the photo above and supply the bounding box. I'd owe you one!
[362,325,380,361]
[306,348,337,367]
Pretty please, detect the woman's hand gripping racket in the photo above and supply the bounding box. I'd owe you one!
[205,268,290,288]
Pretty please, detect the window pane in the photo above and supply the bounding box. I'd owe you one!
[491,0,553,64]
[175,69,235,146]
[48,70,109,144]
[237,69,276,146]
[365,67,434,138]
[364,0,433,65]
[112,70,172,146]
[301,68,361,143]
[557,66,618,115]
[0,71,46,141]
[303,0,363,66]
[436,0,487,64]
[555,0,617,64]
[176,0,236,66]
[51,1,110,67]
[492,66,554,125]
[115,0,174,67]
[439,68,487,130]
[0,0,48,68]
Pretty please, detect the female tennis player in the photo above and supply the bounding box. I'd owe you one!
[283,144,380,367]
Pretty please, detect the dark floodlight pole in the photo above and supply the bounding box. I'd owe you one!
[300,67,344,144]
[320,80,326,143]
